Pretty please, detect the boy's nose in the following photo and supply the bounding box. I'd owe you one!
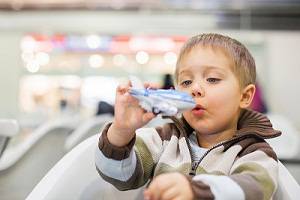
[191,85,204,97]
[192,90,202,97]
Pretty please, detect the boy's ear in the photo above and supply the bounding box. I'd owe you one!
[240,84,256,109]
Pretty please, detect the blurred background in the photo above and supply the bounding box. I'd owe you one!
[0,0,300,199]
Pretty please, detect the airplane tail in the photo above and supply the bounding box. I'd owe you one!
[129,75,145,89]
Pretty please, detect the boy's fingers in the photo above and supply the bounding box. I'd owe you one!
[146,181,159,200]
[143,190,152,200]
[116,84,138,103]
[144,187,158,200]
[160,186,178,200]
[116,84,129,94]
[147,175,174,200]
[142,112,156,123]
[144,82,159,89]
[127,80,132,87]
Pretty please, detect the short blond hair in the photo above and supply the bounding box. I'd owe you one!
[175,33,256,88]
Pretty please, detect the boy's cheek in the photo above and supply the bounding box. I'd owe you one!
[183,111,193,119]
[182,111,189,117]
[174,84,184,91]
[173,84,178,89]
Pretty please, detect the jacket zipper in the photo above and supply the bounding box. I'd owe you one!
[170,118,245,176]
[187,134,265,176]
[188,140,226,176]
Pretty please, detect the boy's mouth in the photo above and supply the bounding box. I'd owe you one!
[193,104,205,110]
[192,105,205,116]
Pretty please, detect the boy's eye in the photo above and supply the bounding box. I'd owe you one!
[180,80,192,86]
[206,78,221,83]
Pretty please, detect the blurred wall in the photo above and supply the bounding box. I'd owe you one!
[0,11,299,130]
[266,33,300,128]
[0,32,21,118]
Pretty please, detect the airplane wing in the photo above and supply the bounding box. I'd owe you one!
[153,101,178,115]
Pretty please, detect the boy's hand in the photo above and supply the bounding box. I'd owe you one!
[107,81,156,147]
[144,172,194,200]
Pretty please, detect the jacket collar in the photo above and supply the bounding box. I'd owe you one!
[177,109,281,139]
[236,109,281,139]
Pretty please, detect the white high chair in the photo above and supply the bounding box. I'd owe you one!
[0,119,19,158]
[26,134,143,200]
[0,119,19,137]
[26,128,300,200]
[0,115,81,171]
[64,114,113,151]
[27,134,300,200]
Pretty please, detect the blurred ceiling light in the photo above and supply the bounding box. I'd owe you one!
[86,34,101,49]
[21,36,37,52]
[136,51,149,65]
[164,52,177,65]
[111,0,126,9]
[26,60,40,73]
[129,37,146,51]
[155,38,175,52]
[113,54,127,66]
[129,37,175,52]
[36,52,50,66]
[89,54,104,68]
[21,51,35,63]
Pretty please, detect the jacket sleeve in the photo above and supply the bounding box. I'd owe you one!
[95,122,164,190]
[228,142,278,200]
[188,142,278,200]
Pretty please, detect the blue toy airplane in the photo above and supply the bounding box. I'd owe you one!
[128,76,196,116]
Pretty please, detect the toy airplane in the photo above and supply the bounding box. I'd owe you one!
[128,76,196,116]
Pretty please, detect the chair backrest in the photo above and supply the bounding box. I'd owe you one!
[64,114,113,151]
[26,134,143,200]
[274,161,300,199]
[0,119,19,158]
[0,119,19,137]
[0,116,81,171]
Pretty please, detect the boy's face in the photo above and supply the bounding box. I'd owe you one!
[177,46,243,135]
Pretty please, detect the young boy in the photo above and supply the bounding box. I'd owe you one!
[95,33,281,200]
